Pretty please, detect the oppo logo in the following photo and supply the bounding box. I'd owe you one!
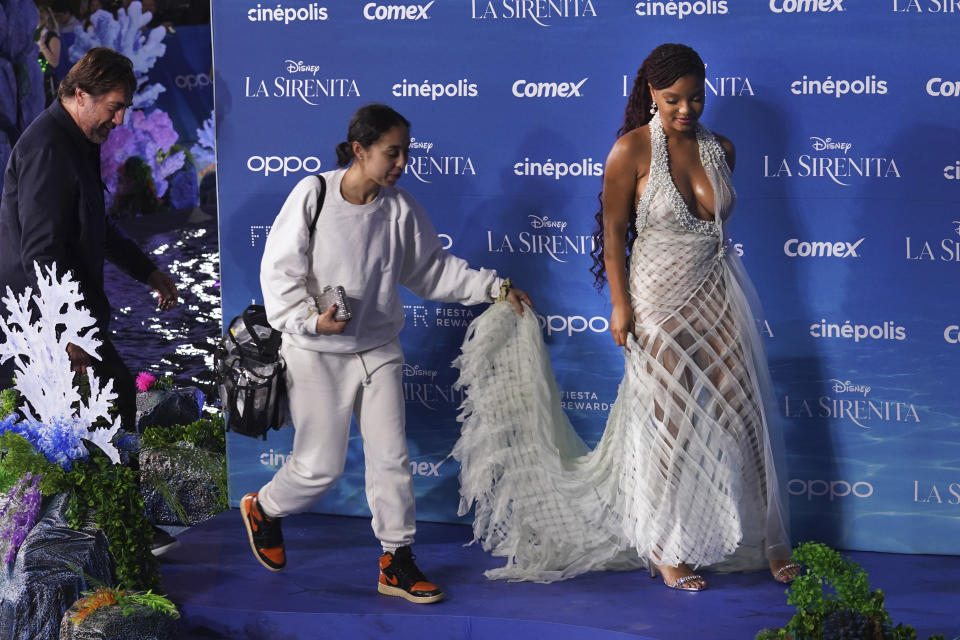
[363,1,433,20]
[945,325,960,343]
[175,73,210,90]
[537,313,608,337]
[784,238,864,258]
[770,0,843,12]
[926,78,960,97]
[788,479,874,501]
[512,78,587,98]
[246,155,322,176]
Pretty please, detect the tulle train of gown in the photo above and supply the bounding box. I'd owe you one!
[451,113,791,582]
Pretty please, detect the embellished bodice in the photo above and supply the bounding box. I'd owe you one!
[634,112,735,241]
[629,113,738,319]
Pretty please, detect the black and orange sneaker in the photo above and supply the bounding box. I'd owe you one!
[377,546,445,604]
[240,492,285,571]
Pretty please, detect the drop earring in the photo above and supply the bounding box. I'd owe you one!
[650,103,658,115]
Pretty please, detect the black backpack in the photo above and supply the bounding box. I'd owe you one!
[215,305,286,439]
[215,175,326,439]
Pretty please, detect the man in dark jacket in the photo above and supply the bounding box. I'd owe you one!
[0,47,178,432]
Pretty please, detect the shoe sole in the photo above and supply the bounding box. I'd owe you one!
[377,582,445,604]
[240,496,284,572]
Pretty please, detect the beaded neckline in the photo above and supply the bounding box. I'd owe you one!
[635,112,725,238]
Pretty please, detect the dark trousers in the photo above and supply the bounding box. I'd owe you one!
[0,337,136,432]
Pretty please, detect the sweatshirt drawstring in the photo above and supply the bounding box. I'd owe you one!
[355,352,372,386]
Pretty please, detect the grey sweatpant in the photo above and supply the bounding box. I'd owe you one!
[257,338,415,551]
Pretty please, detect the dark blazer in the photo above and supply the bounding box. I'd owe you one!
[0,100,156,332]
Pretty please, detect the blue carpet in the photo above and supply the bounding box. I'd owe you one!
[159,510,959,639]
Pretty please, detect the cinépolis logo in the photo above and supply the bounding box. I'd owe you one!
[487,214,595,264]
[763,136,900,186]
[243,60,358,105]
[513,156,603,180]
[944,160,960,180]
[470,0,597,25]
[404,138,476,184]
[247,3,328,23]
[790,75,887,98]
[783,378,920,429]
[808,319,907,343]
[905,220,960,262]
[392,78,478,100]
[634,0,728,19]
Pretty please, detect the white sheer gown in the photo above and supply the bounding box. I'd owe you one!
[451,113,791,582]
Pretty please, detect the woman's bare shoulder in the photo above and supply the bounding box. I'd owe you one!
[711,131,736,171]
[607,125,651,173]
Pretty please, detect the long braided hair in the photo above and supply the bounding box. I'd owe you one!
[588,44,706,290]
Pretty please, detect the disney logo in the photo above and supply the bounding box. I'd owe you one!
[410,138,434,153]
[402,363,437,379]
[285,60,321,76]
[810,137,852,154]
[528,215,568,232]
[829,379,871,396]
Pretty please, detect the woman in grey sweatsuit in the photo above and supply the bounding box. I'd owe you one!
[240,103,531,604]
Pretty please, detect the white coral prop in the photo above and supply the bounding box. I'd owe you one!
[69,1,167,111]
[0,262,122,464]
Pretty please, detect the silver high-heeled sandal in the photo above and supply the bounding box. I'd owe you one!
[773,562,801,584]
[649,564,708,591]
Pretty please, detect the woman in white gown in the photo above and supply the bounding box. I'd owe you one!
[452,44,799,591]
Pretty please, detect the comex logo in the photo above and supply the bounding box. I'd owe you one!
[784,238,864,258]
[364,1,433,20]
[945,325,960,344]
[770,0,843,13]
[788,479,873,501]
[247,155,322,176]
[926,78,960,97]
[410,458,444,477]
[512,78,587,98]
[175,73,210,90]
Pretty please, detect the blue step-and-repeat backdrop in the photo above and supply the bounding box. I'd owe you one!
[211,0,960,555]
